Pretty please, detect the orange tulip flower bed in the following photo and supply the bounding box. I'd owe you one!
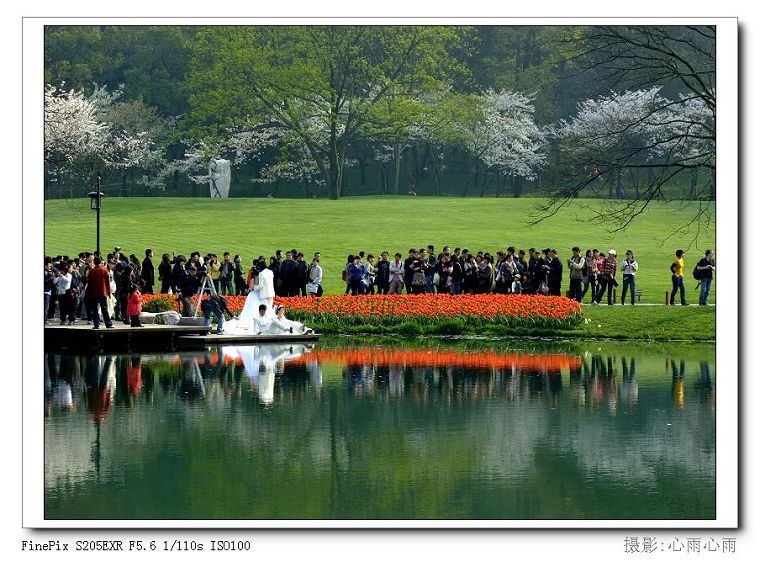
[273,293,582,334]
[142,292,582,334]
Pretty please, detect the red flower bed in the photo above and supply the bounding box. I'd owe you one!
[273,293,581,325]
[141,292,582,329]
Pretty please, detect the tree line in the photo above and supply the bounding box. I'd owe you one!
[44,25,715,221]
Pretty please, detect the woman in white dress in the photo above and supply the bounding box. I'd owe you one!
[229,260,273,332]
[269,306,314,335]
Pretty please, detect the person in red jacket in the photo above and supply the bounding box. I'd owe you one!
[86,256,115,329]
[127,282,143,327]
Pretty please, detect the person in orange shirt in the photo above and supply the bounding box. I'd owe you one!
[669,249,688,306]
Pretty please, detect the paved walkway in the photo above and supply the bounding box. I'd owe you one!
[582,303,715,306]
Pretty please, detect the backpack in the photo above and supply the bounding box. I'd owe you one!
[692,263,702,280]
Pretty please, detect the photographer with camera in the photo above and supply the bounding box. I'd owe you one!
[179,266,202,316]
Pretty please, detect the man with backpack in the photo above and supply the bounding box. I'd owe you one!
[695,250,716,306]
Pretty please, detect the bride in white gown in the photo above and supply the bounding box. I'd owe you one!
[269,305,315,335]
[226,261,275,334]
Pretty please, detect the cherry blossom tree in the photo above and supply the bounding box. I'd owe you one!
[550,85,715,230]
[44,84,108,168]
[462,89,547,196]
[542,25,715,232]
[45,83,163,195]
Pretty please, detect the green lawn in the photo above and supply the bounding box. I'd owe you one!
[44,195,715,304]
[290,304,715,341]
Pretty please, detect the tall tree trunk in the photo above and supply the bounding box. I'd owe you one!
[392,142,401,195]
[379,163,387,194]
[616,169,625,199]
[327,146,341,200]
[336,142,347,199]
[689,168,698,199]
[709,169,716,199]
[358,156,367,186]
[511,175,524,198]
[411,144,422,187]
[327,112,340,199]
[480,169,494,197]
[608,171,615,199]
[432,148,442,197]
[465,160,479,197]
[634,167,641,199]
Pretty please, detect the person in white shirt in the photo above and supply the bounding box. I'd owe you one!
[388,252,405,294]
[619,249,639,305]
[54,263,75,324]
[253,305,273,335]
[252,260,275,310]
[307,257,323,297]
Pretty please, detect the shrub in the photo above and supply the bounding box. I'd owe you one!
[142,294,178,313]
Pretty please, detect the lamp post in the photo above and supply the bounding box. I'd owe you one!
[87,177,105,257]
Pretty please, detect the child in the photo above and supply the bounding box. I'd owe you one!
[127,281,144,327]
[512,274,526,295]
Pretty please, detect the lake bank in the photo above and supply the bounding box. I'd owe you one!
[291,304,716,342]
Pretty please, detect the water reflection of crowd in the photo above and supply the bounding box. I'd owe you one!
[45,349,714,415]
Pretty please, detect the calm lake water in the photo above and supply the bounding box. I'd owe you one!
[44,337,715,521]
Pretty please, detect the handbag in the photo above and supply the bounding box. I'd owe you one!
[412,271,425,286]
[538,281,549,295]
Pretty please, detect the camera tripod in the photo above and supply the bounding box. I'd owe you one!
[191,272,219,318]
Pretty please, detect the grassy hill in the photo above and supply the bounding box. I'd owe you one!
[43,196,716,304]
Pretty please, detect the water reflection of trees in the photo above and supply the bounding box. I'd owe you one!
[43,346,716,519]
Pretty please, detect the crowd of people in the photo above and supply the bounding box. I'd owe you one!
[339,245,637,305]
[44,243,717,327]
[43,246,325,328]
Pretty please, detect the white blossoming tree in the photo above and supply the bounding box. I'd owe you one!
[542,25,715,231]
[555,88,663,200]
[552,86,715,230]
[44,84,164,196]
[462,89,547,197]
[44,84,108,171]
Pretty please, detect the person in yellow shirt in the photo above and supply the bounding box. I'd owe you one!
[669,249,688,305]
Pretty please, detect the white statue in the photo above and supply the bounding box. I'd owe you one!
[208,158,231,198]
